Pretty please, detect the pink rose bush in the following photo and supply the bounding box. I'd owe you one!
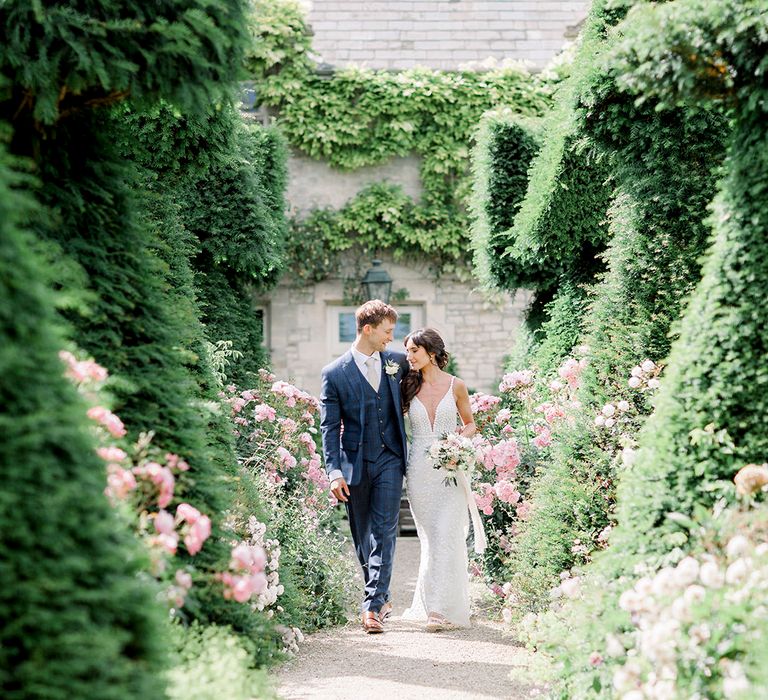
[222,369,337,519]
[222,369,356,630]
[61,349,212,610]
[219,516,284,612]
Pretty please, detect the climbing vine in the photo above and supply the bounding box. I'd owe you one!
[245,0,555,280]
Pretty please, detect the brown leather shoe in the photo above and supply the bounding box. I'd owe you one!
[361,611,384,634]
[380,601,393,622]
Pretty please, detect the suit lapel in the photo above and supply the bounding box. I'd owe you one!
[381,351,404,419]
[340,350,365,397]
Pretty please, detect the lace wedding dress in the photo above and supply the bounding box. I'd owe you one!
[402,377,471,626]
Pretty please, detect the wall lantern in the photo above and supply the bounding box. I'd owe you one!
[360,259,393,304]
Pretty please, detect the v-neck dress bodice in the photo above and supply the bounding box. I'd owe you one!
[403,377,471,626]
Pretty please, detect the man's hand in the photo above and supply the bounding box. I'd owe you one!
[331,477,350,503]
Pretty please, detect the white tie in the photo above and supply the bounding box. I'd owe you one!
[365,356,380,393]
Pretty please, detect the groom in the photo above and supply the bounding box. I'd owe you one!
[320,299,409,634]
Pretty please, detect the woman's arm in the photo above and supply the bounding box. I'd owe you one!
[453,378,477,438]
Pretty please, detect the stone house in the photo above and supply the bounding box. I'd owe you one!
[254,0,589,396]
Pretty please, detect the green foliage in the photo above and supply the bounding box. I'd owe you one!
[613,111,768,555]
[529,282,589,375]
[29,111,271,641]
[526,2,768,696]
[0,135,167,699]
[123,102,289,382]
[0,0,248,126]
[592,0,768,556]
[470,110,542,290]
[491,0,618,296]
[166,623,277,700]
[246,0,553,279]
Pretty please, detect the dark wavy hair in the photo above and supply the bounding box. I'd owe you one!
[401,328,450,413]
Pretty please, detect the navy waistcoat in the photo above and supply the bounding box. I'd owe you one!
[360,368,403,463]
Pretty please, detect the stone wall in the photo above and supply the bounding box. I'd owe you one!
[285,153,422,215]
[305,0,590,70]
[261,254,531,396]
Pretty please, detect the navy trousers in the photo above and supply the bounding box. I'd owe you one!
[346,448,404,613]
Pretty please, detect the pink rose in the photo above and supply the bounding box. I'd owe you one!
[105,466,137,500]
[184,515,211,555]
[96,446,127,462]
[253,403,276,422]
[175,503,201,525]
[532,425,552,448]
[276,447,297,469]
[175,570,193,590]
[154,510,176,535]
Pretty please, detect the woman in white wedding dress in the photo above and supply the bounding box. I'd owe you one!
[400,328,479,632]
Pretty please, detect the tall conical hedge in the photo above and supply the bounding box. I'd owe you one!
[1,0,281,646]
[123,102,288,385]
[0,135,167,699]
[603,0,768,555]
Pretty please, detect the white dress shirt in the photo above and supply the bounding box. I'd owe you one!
[327,346,382,485]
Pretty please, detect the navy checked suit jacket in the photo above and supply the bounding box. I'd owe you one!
[320,349,409,486]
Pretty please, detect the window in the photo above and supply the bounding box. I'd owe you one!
[327,304,423,359]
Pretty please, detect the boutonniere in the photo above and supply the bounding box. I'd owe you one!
[384,359,400,377]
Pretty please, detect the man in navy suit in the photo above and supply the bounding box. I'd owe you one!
[320,299,409,634]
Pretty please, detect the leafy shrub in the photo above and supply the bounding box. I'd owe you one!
[166,623,277,700]
[222,371,357,630]
[0,137,167,699]
[470,110,542,290]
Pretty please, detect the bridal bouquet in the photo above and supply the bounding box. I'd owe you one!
[428,432,478,487]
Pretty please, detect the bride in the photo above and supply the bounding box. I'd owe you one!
[400,328,483,632]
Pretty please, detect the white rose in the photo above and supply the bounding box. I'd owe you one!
[635,576,653,597]
[621,692,644,700]
[670,597,691,622]
[602,403,616,417]
[674,557,700,586]
[755,543,768,557]
[617,400,631,412]
[595,414,606,426]
[699,561,725,588]
[560,577,581,599]
[683,584,706,606]
[605,418,616,428]
[641,360,656,373]
[622,446,638,467]
[725,558,753,585]
[613,661,642,692]
[647,378,661,390]
[631,366,643,377]
[628,376,642,389]
[651,567,677,597]
[688,623,711,645]
[726,535,751,560]
[605,633,626,658]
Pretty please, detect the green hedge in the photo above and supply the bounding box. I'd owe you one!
[488,1,617,296]
[124,103,289,383]
[0,135,167,699]
[470,110,542,290]
[603,0,768,556]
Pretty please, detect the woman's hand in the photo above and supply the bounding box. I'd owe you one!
[458,422,477,438]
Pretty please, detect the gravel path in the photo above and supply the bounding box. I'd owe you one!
[274,538,548,700]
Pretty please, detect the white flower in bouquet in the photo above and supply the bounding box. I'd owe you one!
[428,431,478,486]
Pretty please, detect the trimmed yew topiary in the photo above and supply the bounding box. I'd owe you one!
[0,135,167,699]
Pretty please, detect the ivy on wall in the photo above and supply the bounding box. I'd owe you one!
[245,0,555,280]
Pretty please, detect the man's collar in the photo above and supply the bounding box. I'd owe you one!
[351,344,381,364]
